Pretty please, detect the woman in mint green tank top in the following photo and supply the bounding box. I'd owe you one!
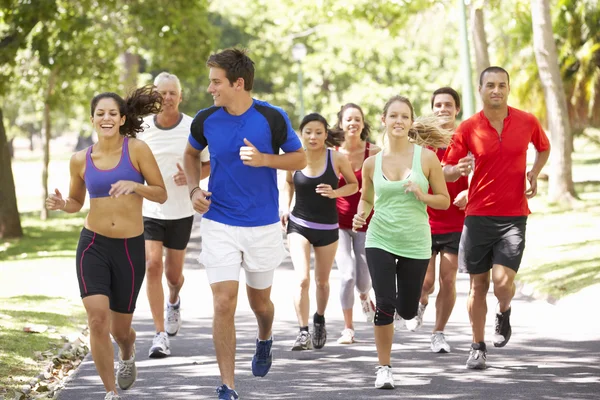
[352,95,451,389]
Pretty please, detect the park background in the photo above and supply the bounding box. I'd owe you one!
[1,0,599,398]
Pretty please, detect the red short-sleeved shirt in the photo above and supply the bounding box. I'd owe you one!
[442,107,550,217]
[428,147,469,234]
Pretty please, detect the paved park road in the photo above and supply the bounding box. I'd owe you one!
[58,216,600,400]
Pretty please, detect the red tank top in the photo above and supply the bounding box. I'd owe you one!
[427,147,469,234]
[336,142,373,231]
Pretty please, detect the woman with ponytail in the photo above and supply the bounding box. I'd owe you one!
[45,86,167,400]
[352,95,451,389]
[281,113,358,351]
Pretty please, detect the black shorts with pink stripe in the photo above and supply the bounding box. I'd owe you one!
[75,227,145,314]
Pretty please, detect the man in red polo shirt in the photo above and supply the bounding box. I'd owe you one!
[443,66,550,370]
[405,87,469,356]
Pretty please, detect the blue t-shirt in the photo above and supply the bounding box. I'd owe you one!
[188,99,302,227]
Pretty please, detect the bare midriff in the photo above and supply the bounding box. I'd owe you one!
[85,195,144,238]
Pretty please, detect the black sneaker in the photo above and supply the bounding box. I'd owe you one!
[312,322,327,349]
[493,306,512,348]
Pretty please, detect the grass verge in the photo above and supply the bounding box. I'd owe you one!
[520,180,600,301]
[0,295,86,396]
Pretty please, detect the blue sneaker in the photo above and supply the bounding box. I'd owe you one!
[216,384,238,400]
[251,337,273,377]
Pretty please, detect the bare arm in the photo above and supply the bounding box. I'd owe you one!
[526,148,550,199]
[282,171,295,214]
[46,151,87,213]
[264,148,307,171]
[280,171,295,229]
[200,161,211,180]
[331,151,358,198]
[443,154,474,182]
[353,156,375,231]
[417,149,450,210]
[184,142,203,193]
[123,139,167,203]
[240,138,307,171]
[183,142,211,213]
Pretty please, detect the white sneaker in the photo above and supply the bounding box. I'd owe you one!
[337,328,355,344]
[430,331,451,353]
[360,296,376,323]
[405,303,426,332]
[116,345,137,390]
[393,312,405,331]
[165,300,182,336]
[104,391,121,400]
[374,365,394,389]
[148,331,171,358]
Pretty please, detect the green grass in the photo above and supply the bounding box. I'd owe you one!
[0,295,86,395]
[0,212,85,262]
[520,180,600,301]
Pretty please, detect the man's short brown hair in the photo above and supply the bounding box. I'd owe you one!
[206,48,255,91]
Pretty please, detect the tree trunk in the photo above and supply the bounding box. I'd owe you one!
[40,71,57,220]
[471,4,490,110]
[120,51,140,92]
[0,107,23,238]
[530,0,577,205]
[591,73,600,127]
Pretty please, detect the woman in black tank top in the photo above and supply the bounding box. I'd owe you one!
[280,113,358,351]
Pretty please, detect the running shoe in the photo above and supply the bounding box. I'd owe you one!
[104,392,121,400]
[312,321,327,349]
[252,337,273,377]
[374,365,394,389]
[148,331,170,358]
[430,331,451,353]
[405,303,427,332]
[216,384,239,400]
[466,342,487,369]
[166,299,182,336]
[493,306,512,347]
[291,331,313,351]
[360,296,376,323]
[116,345,137,390]
[393,311,405,331]
[337,328,355,344]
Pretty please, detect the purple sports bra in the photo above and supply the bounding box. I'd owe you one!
[85,137,144,199]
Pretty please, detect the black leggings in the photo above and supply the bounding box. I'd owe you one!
[366,247,429,326]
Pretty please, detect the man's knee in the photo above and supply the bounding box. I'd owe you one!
[213,291,238,316]
[146,258,163,280]
[470,275,490,298]
[165,267,183,287]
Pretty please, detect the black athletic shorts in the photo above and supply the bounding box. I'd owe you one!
[76,228,146,314]
[287,219,339,247]
[431,232,461,255]
[459,216,527,275]
[143,216,194,250]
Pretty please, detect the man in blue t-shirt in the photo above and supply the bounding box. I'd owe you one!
[183,48,306,399]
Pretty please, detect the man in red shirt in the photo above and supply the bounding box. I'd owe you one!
[443,67,550,370]
[405,87,468,356]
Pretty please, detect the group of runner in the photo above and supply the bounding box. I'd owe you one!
[45,48,550,399]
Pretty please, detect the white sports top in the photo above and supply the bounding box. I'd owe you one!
[139,113,209,220]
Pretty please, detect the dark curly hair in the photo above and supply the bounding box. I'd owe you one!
[300,113,345,148]
[90,85,163,138]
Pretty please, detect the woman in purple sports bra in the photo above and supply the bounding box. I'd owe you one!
[45,86,166,400]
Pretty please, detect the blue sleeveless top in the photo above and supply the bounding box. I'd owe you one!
[85,137,144,199]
